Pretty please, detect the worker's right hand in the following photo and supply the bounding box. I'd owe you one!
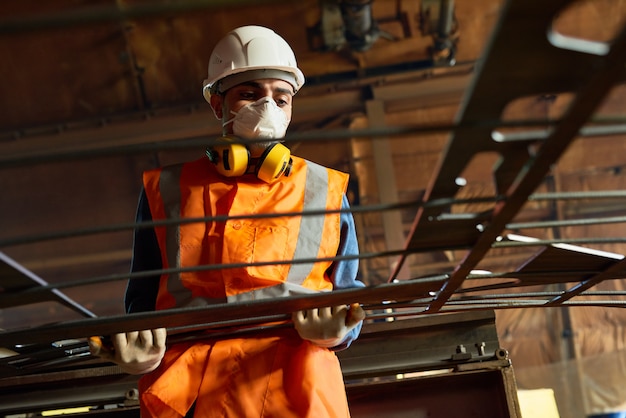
[292,303,365,348]
[89,328,167,375]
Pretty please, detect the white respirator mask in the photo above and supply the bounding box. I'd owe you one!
[223,97,290,139]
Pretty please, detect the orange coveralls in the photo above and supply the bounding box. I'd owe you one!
[136,155,359,417]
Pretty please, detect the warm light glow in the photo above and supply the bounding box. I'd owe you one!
[41,406,92,416]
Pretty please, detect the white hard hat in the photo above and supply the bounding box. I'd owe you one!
[202,25,305,102]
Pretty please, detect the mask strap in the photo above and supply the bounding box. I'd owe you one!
[222,110,238,128]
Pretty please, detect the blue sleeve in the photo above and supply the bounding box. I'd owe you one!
[328,194,364,351]
[125,188,161,314]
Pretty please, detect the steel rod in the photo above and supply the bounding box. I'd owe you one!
[3,188,626,248]
[0,196,498,248]
[507,215,626,230]
[492,237,626,248]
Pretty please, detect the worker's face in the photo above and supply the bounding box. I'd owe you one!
[211,78,294,136]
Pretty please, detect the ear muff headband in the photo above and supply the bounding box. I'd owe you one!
[206,138,293,183]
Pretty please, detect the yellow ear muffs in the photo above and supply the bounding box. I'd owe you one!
[207,138,293,182]
[256,143,293,183]
[206,137,250,177]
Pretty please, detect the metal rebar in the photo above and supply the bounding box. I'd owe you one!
[492,237,626,248]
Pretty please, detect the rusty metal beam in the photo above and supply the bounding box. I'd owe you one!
[389,0,626,316]
[0,252,95,318]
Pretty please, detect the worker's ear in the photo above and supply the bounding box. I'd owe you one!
[209,94,224,120]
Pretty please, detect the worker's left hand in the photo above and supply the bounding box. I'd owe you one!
[292,303,365,348]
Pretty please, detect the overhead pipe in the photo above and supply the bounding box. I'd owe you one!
[339,0,380,51]
[433,0,457,65]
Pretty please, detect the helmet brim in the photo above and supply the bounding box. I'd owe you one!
[203,67,305,102]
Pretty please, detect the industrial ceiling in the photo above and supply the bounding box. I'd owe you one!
[2,0,626,415]
[1,0,502,324]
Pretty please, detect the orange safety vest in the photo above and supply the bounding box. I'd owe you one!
[139,155,351,418]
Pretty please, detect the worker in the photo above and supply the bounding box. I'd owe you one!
[90,25,365,417]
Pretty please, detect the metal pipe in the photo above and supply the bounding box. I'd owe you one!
[507,215,626,230]
[0,0,281,34]
[437,0,455,39]
[340,0,380,51]
[433,0,456,64]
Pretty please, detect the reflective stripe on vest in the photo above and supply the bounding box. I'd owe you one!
[157,159,332,307]
[158,164,194,308]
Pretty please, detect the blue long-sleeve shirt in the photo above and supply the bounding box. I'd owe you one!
[125,189,364,350]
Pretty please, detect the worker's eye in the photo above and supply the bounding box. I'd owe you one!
[239,91,257,101]
[275,96,291,107]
